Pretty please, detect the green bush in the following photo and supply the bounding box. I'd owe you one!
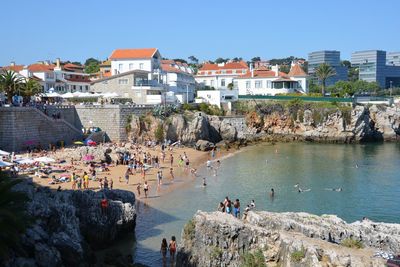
[182,103,194,111]
[240,249,266,267]
[154,123,164,143]
[341,238,363,249]
[291,248,306,262]
[183,219,195,240]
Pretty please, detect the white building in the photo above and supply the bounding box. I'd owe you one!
[109,48,162,75]
[235,63,308,96]
[161,60,196,103]
[195,61,249,89]
[196,89,238,108]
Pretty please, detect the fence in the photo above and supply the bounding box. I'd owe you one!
[238,95,353,103]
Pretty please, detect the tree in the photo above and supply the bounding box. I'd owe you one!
[227,83,234,90]
[251,57,261,63]
[173,59,188,64]
[21,78,42,102]
[341,60,351,68]
[0,171,30,258]
[0,70,24,103]
[215,57,228,64]
[188,56,198,64]
[154,123,164,143]
[232,57,243,62]
[315,63,336,96]
[84,58,101,74]
[279,65,290,74]
[71,61,82,66]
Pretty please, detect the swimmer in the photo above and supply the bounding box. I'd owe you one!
[202,177,207,187]
[324,188,343,192]
[355,163,359,169]
[270,188,275,197]
[250,200,255,209]
[265,159,268,164]
[294,183,299,188]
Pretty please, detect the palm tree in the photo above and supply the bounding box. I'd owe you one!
[315,63,336,96]
[21,78,42,103]
[0,70,24,103]
[0,171,29,259]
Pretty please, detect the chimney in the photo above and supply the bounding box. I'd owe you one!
[10,61,15,66]
[274,64,279,77]
[56,58,61,68]
[250,63,254,78]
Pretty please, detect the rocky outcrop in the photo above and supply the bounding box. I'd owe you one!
[177,211,399,267]
[195,140,215,151]
[5,179,136,267]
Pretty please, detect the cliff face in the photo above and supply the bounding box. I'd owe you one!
[127,105,400,146]
[5,179,136,267]
[177,211,400,267]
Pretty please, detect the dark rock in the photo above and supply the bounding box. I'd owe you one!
[195,140,215,151]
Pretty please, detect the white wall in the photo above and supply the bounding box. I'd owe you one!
[111,59,153,74]
[236,77,308,96]
[195,75,235,89]
[196,89,238,107]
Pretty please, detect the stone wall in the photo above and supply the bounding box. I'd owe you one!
[0,107,83,152]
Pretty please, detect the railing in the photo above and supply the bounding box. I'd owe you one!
[133,80,159,87]
[238,95,353,103]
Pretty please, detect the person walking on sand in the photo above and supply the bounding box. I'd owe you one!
[157,171,163,186]
[125,169,130,185]
[71,172,76,190]
[143,181,149,198]
[136,183,141,197]
[169,236,177,262]
[169,167,175,180]
[160,238,168,265]
[110,178,113,190]
[83,172,89,189]
[170,153,174,167]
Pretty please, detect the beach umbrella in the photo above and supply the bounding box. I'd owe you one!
[0,149,10,156]
[45,92,61,98]
[34,157,55,163]
[74,141,84,145]
[87,140,97,147]
[82,155,94,161]
[14,158,35,164]
[0,161,13,167]
[61,92,74,98]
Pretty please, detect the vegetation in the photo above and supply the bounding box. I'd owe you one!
[152,104,179,119]
[341,238,364,249]
[0,70,24,102]
[154,123,164,143]
[198,103,224,116]
[240,249,266,267]
[210,246,223,260]
[291,248,306,263]
[183,219,196,240]
[84,58,101,74]
[327,80,380,97]
[125,115,133,134]
[21,78,42,102]
[315,63,337,96]
[0,171,30,259]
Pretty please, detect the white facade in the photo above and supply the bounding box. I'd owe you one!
[196,89,238,107]
[164,72,195,103]
[111,58,160,75]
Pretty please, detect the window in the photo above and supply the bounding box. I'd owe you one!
[246,81,251,89]
[118,64,123,71]
[233,81,238,89]
[221,70,226,74]
[221,79,226,87]
[118,79,128,85]
[73,85,76,90]
[266,81,272,88]
[129,63,133,70]
[255,81,262,88]
[139,63,144,70]
[210,80,214,87]
[80,86,83,92]
[242,70,246,74]
[85,85,89,90]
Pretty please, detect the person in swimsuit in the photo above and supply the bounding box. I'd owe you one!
[136,183,141,197]
[169,167,174,180]
[233,199,240,218]
[160,238,168,264]
[270,188,275,198]
[169,236,177,261]
[202,177,207,187]
[143,181,149,198]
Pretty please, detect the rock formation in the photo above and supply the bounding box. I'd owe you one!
[4,179,136,267]
[177,211,399,267]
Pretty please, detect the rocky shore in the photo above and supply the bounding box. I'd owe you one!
[177,211,400,267]
[4,179,136,267]
[129,104,400,149]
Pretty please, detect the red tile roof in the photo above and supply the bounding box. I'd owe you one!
[2,65,25,72]
[63,63,83,70]
[28,64,55,72]
[199,61,249,71]
[288,64,307,77]
[109,48,158,60]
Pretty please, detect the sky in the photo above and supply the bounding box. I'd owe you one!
[1,0,399,66]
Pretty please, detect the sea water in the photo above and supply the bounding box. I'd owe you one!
[133,142,400,266]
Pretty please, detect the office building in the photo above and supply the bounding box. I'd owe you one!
[308,50,348,86]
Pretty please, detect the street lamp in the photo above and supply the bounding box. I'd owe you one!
[390,81,393,97]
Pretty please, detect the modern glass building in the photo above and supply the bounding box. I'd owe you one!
[351,50,400,88]
[308,50,348,86]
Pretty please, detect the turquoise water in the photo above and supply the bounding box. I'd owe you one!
[133,143,400,266]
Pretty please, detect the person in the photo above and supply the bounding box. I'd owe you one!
[136,183,141,197]
[206,160,212,170]
[83,172,89,189]
[157,171,162,186]
[225,199,232,214]
[169,167,174,180]
[217,202,225,212]
[216,160,221,169]
[91,169,96,181]
[270,188,275,198]
[169,236,177,261]
[233,199,240,218]
[71,172,76,190]
[243,205,251,220]
[57,186,62,192]
[99,178,103,189]
[211,148,216,158]
[119,176,122,183]
[110,178,113,190]
[202,177,207,187]
[77,176,82,190]
[250,200,255,209]
[104,177,109,189]
[160,238,168,264]
[101,197,108,215]
[143,181,149,198]
[170,153,174,167]
[125,170,130,185]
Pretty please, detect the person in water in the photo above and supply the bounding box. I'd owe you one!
[202,177,207,187]
[169,236,177,261]
[160,238,168,264]
[250,200,255,209]
[270,188,275,197]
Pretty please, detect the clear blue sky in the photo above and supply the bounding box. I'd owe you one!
[2,0,399,66]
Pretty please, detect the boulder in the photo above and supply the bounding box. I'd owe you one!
[195,140,215,151]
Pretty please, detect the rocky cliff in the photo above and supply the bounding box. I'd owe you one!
[177,211,400,267]
[4,179,136,267]
[128,105,400,147]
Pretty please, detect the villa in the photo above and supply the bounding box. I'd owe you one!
[235,63,308,96]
